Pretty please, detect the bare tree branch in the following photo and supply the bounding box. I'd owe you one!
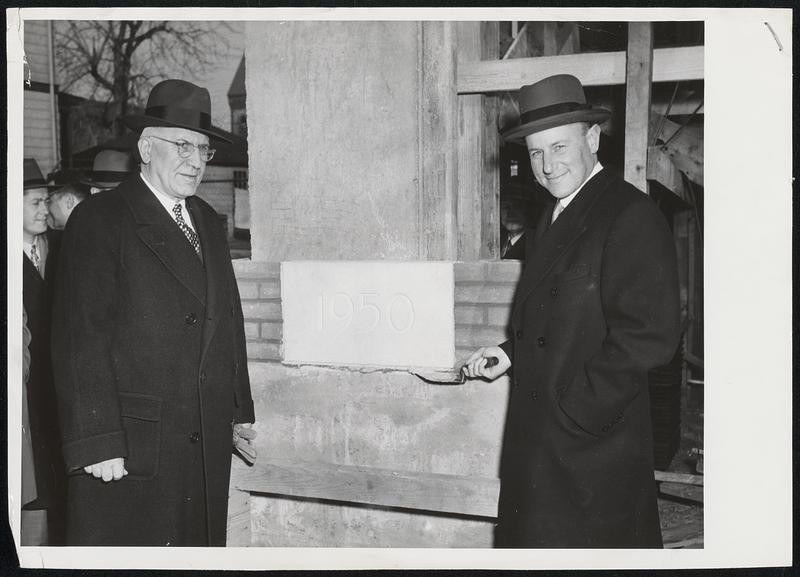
[54,19,236,137]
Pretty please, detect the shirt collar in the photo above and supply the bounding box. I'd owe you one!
[24,234,44,257]
[557,162,603,211]
[140,171,188,215]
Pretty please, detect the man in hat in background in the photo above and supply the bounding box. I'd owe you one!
[51,79,255,546]
[47,184,89,231]
[83,148,135,194]
[500,177,542,261]
[22,158,67,544]
[465,74,681,548]
[47,150,134,230]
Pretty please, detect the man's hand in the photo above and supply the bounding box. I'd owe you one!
[83,457,127,482]
[463,346,511,380]
[233,423,257,465]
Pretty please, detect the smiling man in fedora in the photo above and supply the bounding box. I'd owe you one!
[51,79,255,546]
[22,158,67,544]
[465,74,681,548]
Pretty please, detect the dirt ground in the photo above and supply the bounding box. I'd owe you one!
[658,384,704,548]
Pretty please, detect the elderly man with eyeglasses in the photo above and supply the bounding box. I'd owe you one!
[51,80,255,547]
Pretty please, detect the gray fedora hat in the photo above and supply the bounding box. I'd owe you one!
[501,74,611,143]
[80,149,135,188]
[23,158,57,191]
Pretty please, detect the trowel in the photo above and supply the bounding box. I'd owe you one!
[411,356,498,385]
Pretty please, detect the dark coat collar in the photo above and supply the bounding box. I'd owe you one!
[119,175,207,305]
[115,174,231,364]
[514,169,613,313]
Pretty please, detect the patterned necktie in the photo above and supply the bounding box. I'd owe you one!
[172,203,201,257]
[30,242,42,277]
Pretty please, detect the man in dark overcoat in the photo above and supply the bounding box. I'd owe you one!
[22,158,66,544]
[51,79,255,546]
[465,74,681,548]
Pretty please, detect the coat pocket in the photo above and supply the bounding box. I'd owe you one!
[119,392,162,480]
[554,263,590,283]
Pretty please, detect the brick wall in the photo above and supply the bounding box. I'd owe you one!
[454,261,522,363]
[234,261,282,363]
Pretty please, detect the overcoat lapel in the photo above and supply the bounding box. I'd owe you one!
[122,176,207,305]
[512,169,612,316]
[23,254,44,292]
[187,196,226,364]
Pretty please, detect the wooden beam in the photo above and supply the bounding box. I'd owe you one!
[655,470,704,486]
[480,21,501,259]
[457,46,704,94]
[231,456,698,523]
[653,98,704,117]
[502,22,528,60]
[647,145,690,205]
[624,22,654,192]
[233,457,501,519]
[419,21,458,259]
[650,113,704,186]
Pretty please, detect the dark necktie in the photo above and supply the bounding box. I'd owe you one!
[172,203,201,257]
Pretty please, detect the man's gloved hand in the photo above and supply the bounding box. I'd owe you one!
[233,423,257,465]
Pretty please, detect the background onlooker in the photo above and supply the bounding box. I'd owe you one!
[22,158,67,545]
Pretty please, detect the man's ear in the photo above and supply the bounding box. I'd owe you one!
[585,124,602,155]
[138,136,151,164]
[65,195,77,209]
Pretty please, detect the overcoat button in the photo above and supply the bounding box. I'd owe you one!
[185,312,197,325]
[601,425,610,433]
[234,362,239,376]
[531,391,539,400]
[516,330,524,340]
[200,371,207,382]
[189,432,200,443]
[551,287,558,297]
[536,336,546,347]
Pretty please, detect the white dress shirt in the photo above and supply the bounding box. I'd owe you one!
[140,172,197,233]
[552,162,604,221]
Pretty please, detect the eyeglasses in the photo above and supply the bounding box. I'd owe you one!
[148,135,216,162]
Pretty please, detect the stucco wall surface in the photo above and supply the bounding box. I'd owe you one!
[246,21,422,261]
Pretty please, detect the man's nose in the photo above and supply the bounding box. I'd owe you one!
[186,145,205,167]
[540,152,554,174]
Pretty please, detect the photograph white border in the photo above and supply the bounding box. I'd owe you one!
[6,6,793,570]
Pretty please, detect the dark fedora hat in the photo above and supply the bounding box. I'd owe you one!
[23,158,57,191]
[124,79,232,143]
[501,74,611,143]
[80,149,135,188]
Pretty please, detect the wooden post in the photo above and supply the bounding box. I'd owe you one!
[455,21,500,260]
[624,22,654,193]
[480,22,500,259]
[420,22,458,259]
